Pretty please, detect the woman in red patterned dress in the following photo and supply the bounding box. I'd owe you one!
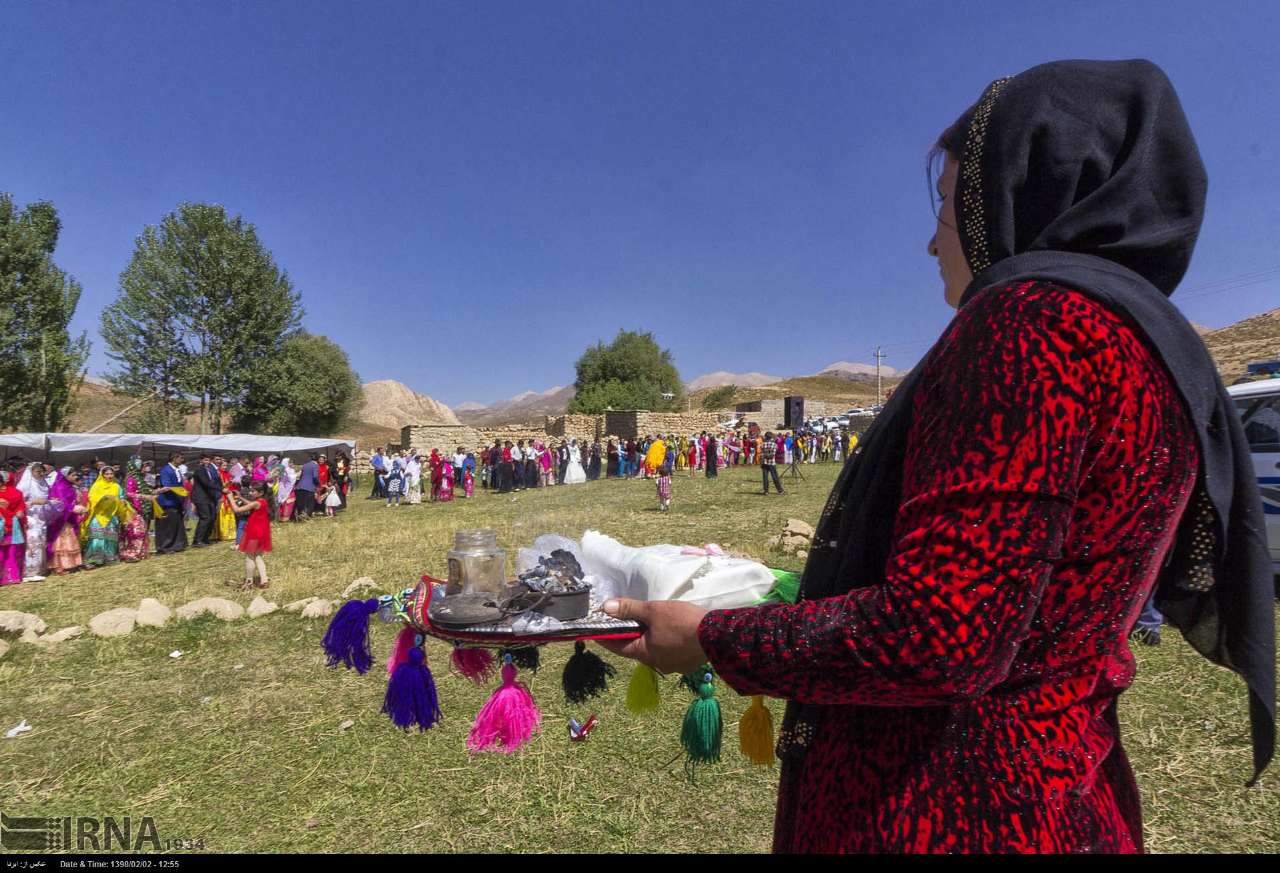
[602,60,1274,853]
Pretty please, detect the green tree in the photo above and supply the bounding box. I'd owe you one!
[102,203,302,433]
[701,384,737,411]
[232,332,361,436]
[0,194,90,431]
[567,330,683,414]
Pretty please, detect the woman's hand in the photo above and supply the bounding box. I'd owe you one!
[597,598,711,675]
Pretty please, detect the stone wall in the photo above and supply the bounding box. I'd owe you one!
[476,424,548,447]
[603,410,725,439]
[399,407,823,452]
[736,398,835,429]
[400,424,486,454]
[545,414,604,443]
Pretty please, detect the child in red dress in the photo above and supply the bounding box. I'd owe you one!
[229,480,272,590]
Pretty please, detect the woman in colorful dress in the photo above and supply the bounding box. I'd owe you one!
[18,463,53,581]
[599,61,1273,853]
[333,452,350,509]
[0,472,27,585]
[46,468,85,574]
[119,462,150,562]
[215,459,237,533]
[82,466,133,568]
[405,454,423,505]
[437,458,454,502]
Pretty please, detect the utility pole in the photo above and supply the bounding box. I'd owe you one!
[874,346,885,405]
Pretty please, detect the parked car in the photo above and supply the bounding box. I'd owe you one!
[1227,378,1280,572]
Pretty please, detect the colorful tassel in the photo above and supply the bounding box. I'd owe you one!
[382,646,442,732]
[681,669,722,766]
[738,695,775,765]
[451,646,496,685]
[322,598,380,673]
[561,641,616,704]
[386,625,417,674]
[625,663,661,713]
[501,645,540,673]
[467,655,542,754]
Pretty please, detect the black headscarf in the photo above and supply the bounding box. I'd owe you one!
[785,60,1274,785]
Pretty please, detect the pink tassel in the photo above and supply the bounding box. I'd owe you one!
[387,625,417,674]
[451,646,496,685]
[467,656,541,754]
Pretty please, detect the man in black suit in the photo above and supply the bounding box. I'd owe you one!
[191,451,222,546]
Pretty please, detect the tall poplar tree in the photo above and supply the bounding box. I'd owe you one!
[0,194,90,431]
[103,203,303,433]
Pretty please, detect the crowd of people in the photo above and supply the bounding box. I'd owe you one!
[0,450,357,590]
[0,427,858,588]
[362,426,859,503]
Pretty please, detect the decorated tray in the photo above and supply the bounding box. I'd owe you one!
[408,576,643,645]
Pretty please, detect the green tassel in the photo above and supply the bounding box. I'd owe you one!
[680,670,722,766]
[626,663,661,713]
[758,568,801,605]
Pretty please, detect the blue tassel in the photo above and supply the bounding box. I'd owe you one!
[382,647,442,732]
[322,598,380,673]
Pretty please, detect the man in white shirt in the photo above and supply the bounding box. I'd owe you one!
[510,441,525,491]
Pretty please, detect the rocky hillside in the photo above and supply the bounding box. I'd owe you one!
[1201,308,1280,382]
[455,385,576,425]
[815,360,904,380]
[358,380,459,429]
[687,374,903,412]
[685,371,784,391]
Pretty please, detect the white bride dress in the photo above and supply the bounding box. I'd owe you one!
[563,441,587,485]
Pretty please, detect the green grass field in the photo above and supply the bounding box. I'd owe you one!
[1,464,1276,853]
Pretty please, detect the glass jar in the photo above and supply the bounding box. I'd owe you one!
[447,529,507,596]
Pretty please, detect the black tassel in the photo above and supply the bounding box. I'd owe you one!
[561,641,616,704]
[501,645,541,673]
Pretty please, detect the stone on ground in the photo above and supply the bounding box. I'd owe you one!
[285,591,320,611]
[0,611,47,638]
[175,597,245,621]
[90,608,138,638]
[341,577,378,598]
[136,598,173,628]
[247,596,279,618]
[37,626,84,646]
[784,518,815,539]
[300,599,335,619]
[0,639,10,659]
[781,534,809,551]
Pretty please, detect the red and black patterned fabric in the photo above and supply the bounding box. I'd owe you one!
[698,281,1199,853]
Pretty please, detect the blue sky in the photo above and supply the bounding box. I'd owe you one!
[4,1,1278,406]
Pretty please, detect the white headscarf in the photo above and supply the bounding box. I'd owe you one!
[276,459,297,502]
[18,463,50,502]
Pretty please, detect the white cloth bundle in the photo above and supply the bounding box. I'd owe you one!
[579,530,774,610]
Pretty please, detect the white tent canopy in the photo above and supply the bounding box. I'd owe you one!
[1,433,355,466]
[0,433,49,462]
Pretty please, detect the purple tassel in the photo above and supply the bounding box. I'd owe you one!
[322,598,381,674]
[382,647,442,732]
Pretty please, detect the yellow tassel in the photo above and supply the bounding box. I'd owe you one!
[625,663,661,713]
[738,695,775,765]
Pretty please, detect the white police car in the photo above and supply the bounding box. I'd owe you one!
[1228,377,1280,571]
